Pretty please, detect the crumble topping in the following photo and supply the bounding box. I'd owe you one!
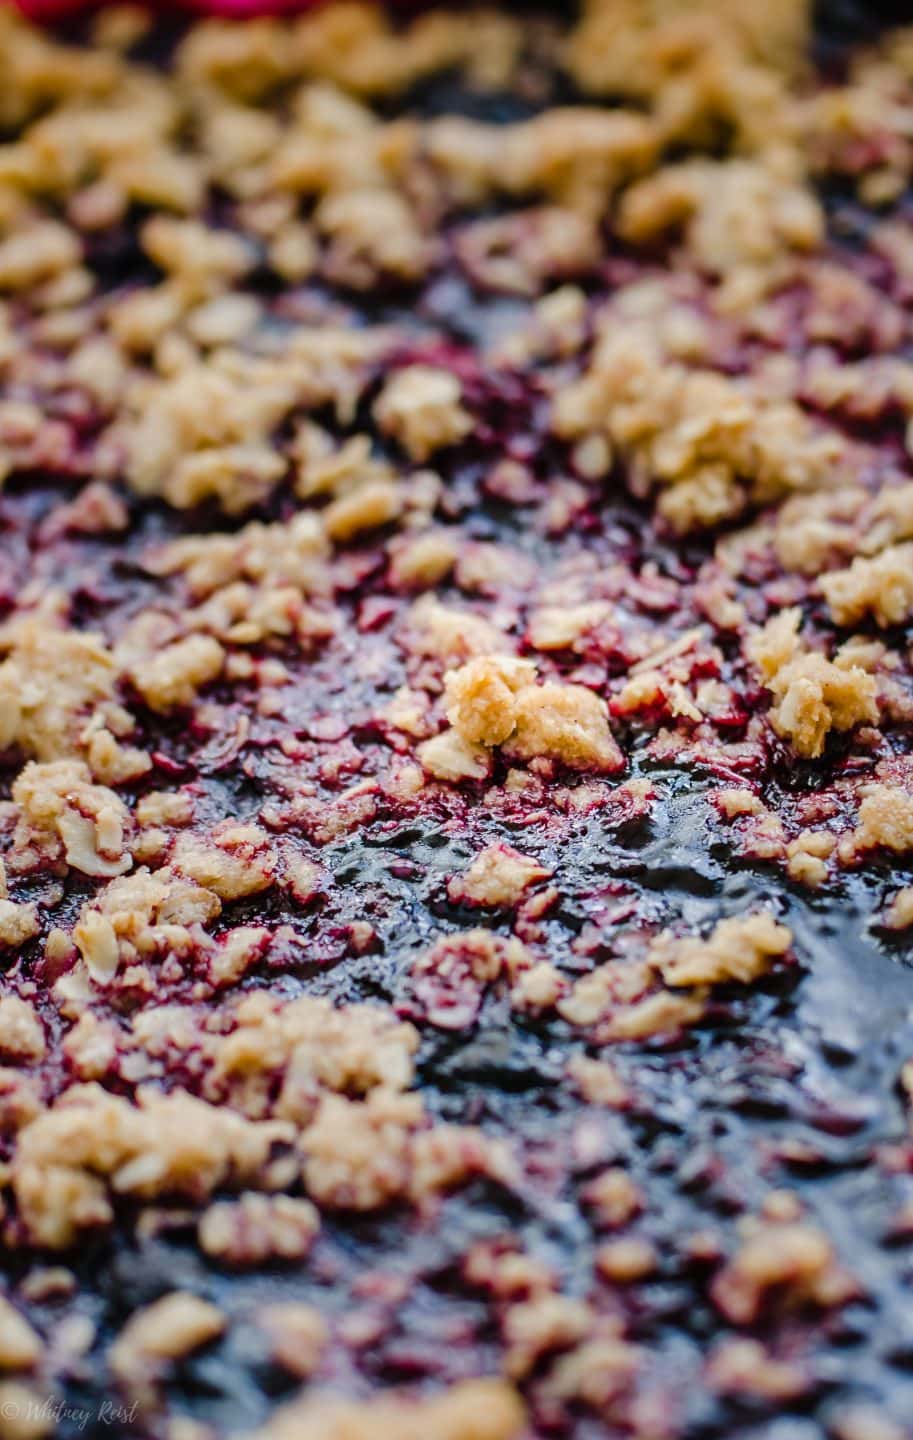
[854,785,913,854]
[373,366,473,462]
[109,1291,226,1402]
[820,544,913,628]
[0,2,911,1437]
[883,886,913,929]
[711,1219,858,1327]
[436,655,623,776]
[447,844,552,911]
[0,901,39,952]
[11,1084,294,1249]
[0,616,129,765]
[0,1296,42,1373]
[129,634,225,714]
[257,1301,328,1380]
[748,610,880,759]
[198,1193,320,1265]
[0,998,45,1064]
[649,911,792,988]
[69,865,221,983]
[444,656,536,748]
[251,1378,525,1440]
[9,759,132,879]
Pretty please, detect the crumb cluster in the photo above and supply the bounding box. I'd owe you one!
[0,2,912,1437]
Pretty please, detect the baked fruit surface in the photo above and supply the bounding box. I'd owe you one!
[1,2,913,1436]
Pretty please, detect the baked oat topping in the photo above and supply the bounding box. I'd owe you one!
[0,1,912,1436]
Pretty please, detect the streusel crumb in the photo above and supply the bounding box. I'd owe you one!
[0,2,911,1435]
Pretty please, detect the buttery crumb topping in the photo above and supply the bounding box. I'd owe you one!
[0,2,911,1436]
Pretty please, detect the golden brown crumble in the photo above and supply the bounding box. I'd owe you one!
[509,960,566,1013]
[257,1302,328,1380]
[566,1055,631,1109]
[617,159,823,275]
[444,656,537,747]
[211,991,419,1102]
[0,999,45,1065]
[374,366,473,461]
[434,655,623,777]
[198,1193,319,1266]
[0,614,135,768]
[66,865,221,987]
[129,634,225,714]
[557,953,708,1039]
[0,2,910,1434]
[172,823,277,899]
[853,785,913,854]
[447,844,552,910]
[595,1236,657,1283]
[9,760,133,879]
[583,1168,643,1229]
[538,1326,641,1410]
[0,903,40,953]
[649,912,792,988]
[324,1096,408,1196]
[711,1218,857,1326]
[250,1377,525,1440]
[707,1338,809,1403]
[0,1296,42,1373]
[883,887,913,929]
[552,323,845,535]
[12,1083,294,1248]
[820,544,913,628]
[109,1291,226,1401]
[416,728,491,783]
[748,611,879,759]
[502,1293,594,1380]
